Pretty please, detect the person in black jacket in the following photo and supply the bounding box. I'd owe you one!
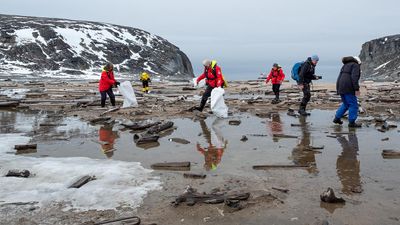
[298,55,320,116]
[333,56,362,128]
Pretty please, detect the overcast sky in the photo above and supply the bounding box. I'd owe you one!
[1,0,399,80]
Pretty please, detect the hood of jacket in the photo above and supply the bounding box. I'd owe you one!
[342,56,361,65]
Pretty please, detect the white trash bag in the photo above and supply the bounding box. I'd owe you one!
[192,78,205,89]
[210,87,228,118]
[118,81,138,108]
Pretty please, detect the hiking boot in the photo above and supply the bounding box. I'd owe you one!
[348,122,362,128]
[298,109,310,116]
[333,117,343,125]
[271,99,278,104]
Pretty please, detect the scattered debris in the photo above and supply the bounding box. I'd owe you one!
[68,175,96,188]
[134,134,160,144]
[5,169,30,178]
[381,137,390,141]
[89,116,112,124]
[320,188,345,203]
[168,138,191,144]
[172,186,250,207]
[100,107,120,116]
[122,120,160,130]
[151,162,191,171]
[183,173,206,179]
[146,121,174,135]
[382,150,400,159]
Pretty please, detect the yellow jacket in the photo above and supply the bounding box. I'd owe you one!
[140,72,151,81]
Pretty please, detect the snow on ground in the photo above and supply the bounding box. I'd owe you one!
[374,60,392,70]
[0,114,162,211]
[0,88,29,99]
[14,28,35,45]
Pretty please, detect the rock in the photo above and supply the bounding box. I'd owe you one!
[240,135,248,142]
[0,14,193,79]
[5,169,30,178]
[320,188,345,203]
[360,35,400,81]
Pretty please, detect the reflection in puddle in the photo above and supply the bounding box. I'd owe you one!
[197,119,227,171]
[336,133,361,195]
[99,125,119,158]
[291,116,318,174]
[267,113,283,142]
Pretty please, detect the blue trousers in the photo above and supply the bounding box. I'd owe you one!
[335,94,358,123]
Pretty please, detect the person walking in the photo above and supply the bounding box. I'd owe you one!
[333,56,362,128]
[298,55,321,116]
[140,72,151,93]
[99,63,120,108]
[193,59,224,112]
[266,63,285,104]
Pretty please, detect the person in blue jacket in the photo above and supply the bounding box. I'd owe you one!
[333,56,362,128]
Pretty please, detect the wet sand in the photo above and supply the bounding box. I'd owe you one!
[1,79,400,225]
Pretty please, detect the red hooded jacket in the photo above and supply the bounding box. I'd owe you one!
[99,70,116,92]
[197,65,224,88]
[266,68,285,84]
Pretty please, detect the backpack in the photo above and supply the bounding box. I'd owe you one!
[291,61,304,82]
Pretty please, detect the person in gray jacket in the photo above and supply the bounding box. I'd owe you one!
[333,56,362,128]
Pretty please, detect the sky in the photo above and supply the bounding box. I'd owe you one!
[1,0,399,81]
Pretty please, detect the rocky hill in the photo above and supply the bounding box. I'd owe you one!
[359,35,400,81]
[0,14,193,79]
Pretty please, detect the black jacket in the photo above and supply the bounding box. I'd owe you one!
[299,58,317,84]
[336,57,361,95]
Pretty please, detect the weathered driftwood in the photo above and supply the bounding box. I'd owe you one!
[14,144,37,150]
[228,120,241,126]
[133,134,160,144]
[39,123,67,127]
[272,187,289,193]
[69,175,96,188]
[5,170,31,178]
[382,150,400,159]
[0,101,19,107]
[183,173,207,179]
[253,165,309,170]
[151,162,191,171]
[146,121,174,135]
[122,121,160,130]
[100,107,120,116]
[320,188,345,203]
[273,134,298,139]
[168,138,191,144]
[94,216,141,225]
[172,186,250,206]
[330,132,354,135]
[89,116,112,124]
[182,87,197,91]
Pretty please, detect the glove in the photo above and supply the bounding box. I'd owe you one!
[116,81,121,86]
[193,80,198,87]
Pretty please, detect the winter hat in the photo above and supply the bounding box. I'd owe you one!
[311,55,319,62]
[273,63,279,68]
[202,59,212,67]
[353,56,361,64]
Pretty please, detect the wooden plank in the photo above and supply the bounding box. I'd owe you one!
[14,144,37,150]
[253,165,308,170]
[68,175,95,188]
[273,134,298,139]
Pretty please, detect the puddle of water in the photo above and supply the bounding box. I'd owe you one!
[1,109,400,219]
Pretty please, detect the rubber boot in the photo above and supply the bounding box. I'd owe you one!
[333,117,343,125]
[298,104,309,116]
[110,97,116,107]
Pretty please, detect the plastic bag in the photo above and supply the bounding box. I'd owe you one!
[118,81,138,108]
[210,87,228,118]
[192,78,205,89]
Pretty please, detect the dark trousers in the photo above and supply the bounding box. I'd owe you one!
[142,80,149,88]
[199,85,214,111]
[100,88,115,107]
[272,84,281,99]
[300,83,311,110]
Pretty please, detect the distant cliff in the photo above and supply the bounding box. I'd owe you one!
[0,14,193,79]
[359,35,400,81]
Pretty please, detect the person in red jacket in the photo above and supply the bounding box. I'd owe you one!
[266,63,285,104]
[194,59,224,112]
[99,63,120,108]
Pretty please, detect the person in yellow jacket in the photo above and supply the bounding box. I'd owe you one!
[140,72,151,93]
